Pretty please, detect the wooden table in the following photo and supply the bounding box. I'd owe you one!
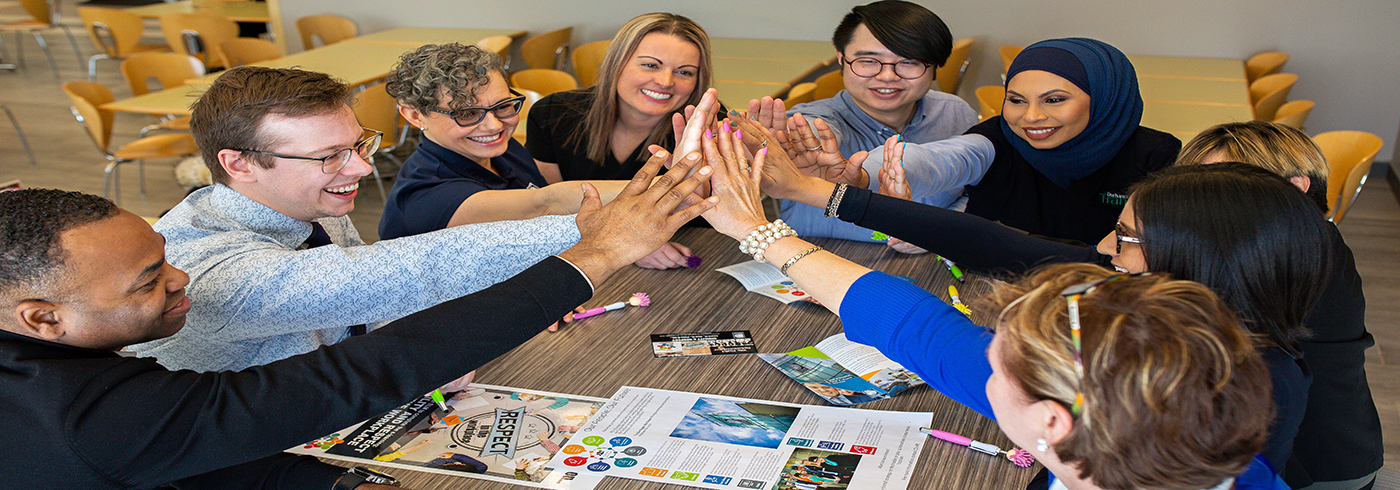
[102,84,207,116]
[124,0,271,23]
[321,227,1037,490]
[1128,54,1246,81]
[708,38,835,108]
[345,26,527,46]
[710,38,835,64]
[1127,54,1253,140]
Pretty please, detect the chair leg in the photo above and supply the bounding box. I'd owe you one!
[0,34,14,71]
[103,161,118,203]
[62,26,84,71]
[368,155,387,201]
[31,33,59,79]
[1,105,37,165]
[137,159,145,194]
[87,53,109,81]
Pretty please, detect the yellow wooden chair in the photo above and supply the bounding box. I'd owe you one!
[158,12,238,70]
[512,88,542,145]
[350,83,403,200]
[975,85,1005,120]
[936,38,973,94]
[812,70,843,101]
[76,7,167,81]
[521,26,572,70]
[999,45,1023,76]
[219,37,280,67]
[511,68,578,97]
[1249,73,1297,121]
[296,14,357,50]
[476,35,512,68]
[1314,130,1383,222]
[1245,51,1288,85]
[571,40,610,87]
[1272,100,1313,130]
[62,81,199,203]
[785,82,816,106]
[120,52,204,136]
[0,0,84,78]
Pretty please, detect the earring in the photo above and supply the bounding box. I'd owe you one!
[1036,438,1049,453]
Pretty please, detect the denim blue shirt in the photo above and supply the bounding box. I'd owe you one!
[131,184,580,371]
[780,89,981,241]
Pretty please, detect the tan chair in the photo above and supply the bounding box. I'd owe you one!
[999,45,1023,75]
[1,103,37,166]
[62,81,198,203]
[512,87,542,145]
[975,85,1005,120]
[785,82,816,106]
[0,0,84,78]
[510,68,578,97]
[1313,130,1383,222]
[1249,73,1297,121]
[521,26,572,70]
[476,35,512,68]
[296,14,357,50]
[120,52,204,136]
[571,39,609,87]
[76,6,166,81]
[350,83,403,200]
[936,37,973,94]
[219,37,280,67]
[158,12,238,70]
[1272,100,1314,129]
[812,70,843,100]
[1245,51,1288,85]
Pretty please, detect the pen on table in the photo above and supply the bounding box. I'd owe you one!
[431,389,450,412]
[948,285,972,316]
[936,255,965,283]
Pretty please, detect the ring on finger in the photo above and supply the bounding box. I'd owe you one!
[805,145,822,152]
[759,138,768,147]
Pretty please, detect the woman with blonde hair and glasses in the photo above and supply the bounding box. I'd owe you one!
[527,12,719,268]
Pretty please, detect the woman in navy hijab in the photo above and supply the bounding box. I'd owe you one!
[961,38,1180,244]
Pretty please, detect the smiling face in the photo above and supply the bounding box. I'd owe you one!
[406,71,518,168]
[1095,199,1148,273]
[615,32,700,124]
[232,105,374,221]
[839,23,935,130]
[1003,70,1092,150]
[48,211,192,350]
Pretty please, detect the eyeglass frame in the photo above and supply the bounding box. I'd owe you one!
[840,56,931,80]
[1058,272,1154,415]
[1113,221,1143,255]
[231,128,383,175]
[428,89,527,127]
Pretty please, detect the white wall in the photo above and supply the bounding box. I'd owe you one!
[280,0,1400,159]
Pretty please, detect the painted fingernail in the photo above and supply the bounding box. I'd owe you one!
[759,147,769,156]
[729,109,739,116]
[896,134,902,142]
[705,129,713,139]
[722,121,731,133]
[750,116,759,121]
[735,129,743,140]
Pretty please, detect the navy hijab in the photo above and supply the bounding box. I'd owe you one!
[1000,38,1143,188]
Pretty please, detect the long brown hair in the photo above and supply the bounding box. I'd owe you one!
[570,13,712,163]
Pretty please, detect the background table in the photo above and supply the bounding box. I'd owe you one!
[709,38,835,107]
[124,0,271,23]
[1129,54,1253,140]
[344,26,527,46]
[321,227,1039,490]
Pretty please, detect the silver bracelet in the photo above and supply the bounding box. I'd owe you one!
[824,183,849,218]
[781,246,823,276]
[738,219,797,262]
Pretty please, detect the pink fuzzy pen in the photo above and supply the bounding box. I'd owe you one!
[572,293,650,320]
[921,428,1035,468]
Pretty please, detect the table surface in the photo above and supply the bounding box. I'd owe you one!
[322,227,1038,490]
[707,38,835,108]
[345,26,528,46]
[101,84,207,116]
[1127,54,1246,81]
[1128,54,1252,140]
[124,0,271,23]
[710,38,836,64]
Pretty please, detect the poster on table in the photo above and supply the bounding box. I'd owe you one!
[287,384,607,489]
[544,386,930,490]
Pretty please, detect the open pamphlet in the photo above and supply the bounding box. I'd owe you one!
[759,334,925,406]
[715,260,821,305]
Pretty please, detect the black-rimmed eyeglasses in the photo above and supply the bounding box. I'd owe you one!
[841,56,930,79]
[429,89,527,127]
[232,128,382,174]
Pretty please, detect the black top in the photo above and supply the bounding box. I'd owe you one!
[0,257,590,489]
[835,186,1313,472]
[379,137,547,240]
[963,117,1180,245]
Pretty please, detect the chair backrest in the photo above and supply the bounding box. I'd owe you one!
[521,26,572,70]
[219,37,280,67]
[511,88,543,145]
[77,7,146,58]
[999,45,1023,75]
[785,82,816,106]
[1245,51,1288,85]
[510,68,579,97]
[936,37,974,94]
[158,12,238,68]
[352,83,403,148]
[476,35,512,63]
[19,0,57,26]
[1272,99,1314,129]
[812,70,843,100]
[61,81,115,152]
[296,14,357,50]
[1249,72,1297,120]
[571,40,610,87]
[121,52,205,96]
[976,85,1005,120]
[1314,130,1383,221]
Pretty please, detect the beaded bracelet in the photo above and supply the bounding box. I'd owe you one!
[738,219,797,262]
[780,246,823,276]
[824,183,849,218]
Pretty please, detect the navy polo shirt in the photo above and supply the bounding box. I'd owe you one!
[379,137,547,240]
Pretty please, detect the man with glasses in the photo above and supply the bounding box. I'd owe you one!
[129,66,582,372]
[750,0,986,247]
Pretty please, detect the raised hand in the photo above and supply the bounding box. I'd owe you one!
[671,88,718,170]
[872,134,928,255]
[729,117,822,202]
[744,96,789,138]
[788,114,868,188]
[700,120,769,240]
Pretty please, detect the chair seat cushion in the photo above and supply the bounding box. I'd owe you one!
[0,20,48,30]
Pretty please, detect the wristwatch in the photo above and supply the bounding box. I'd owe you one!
[332,466,400,489]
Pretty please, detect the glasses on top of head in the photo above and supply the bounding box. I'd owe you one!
[429,89,527,127]
[233,128,383,174]
[841,56,931,80]
[1113,221,1143,255]
[1058,272,1154,415]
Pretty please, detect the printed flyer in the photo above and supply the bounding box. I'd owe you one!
[288,384,608,489]
[716,261,821,305]
[758,334,925,406]
[544,386,930,490]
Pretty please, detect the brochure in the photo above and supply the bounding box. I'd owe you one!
[544,386,931,490]
[715,260,821,305]
[758,334,924,406]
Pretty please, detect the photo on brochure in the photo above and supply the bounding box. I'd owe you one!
[670,397,800,449]
[758,334,924,406]
[773,448,861,490]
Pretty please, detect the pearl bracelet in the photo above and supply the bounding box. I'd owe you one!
[738,219,797,262]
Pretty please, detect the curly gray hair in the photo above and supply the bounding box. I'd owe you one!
[384,42,506,113]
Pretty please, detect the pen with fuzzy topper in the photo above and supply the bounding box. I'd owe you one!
[921,427,1035,467]
[572,293,650,320]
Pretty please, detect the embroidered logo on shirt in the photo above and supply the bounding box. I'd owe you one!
[1099,192,1129,206]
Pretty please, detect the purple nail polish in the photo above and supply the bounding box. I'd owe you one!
[735,129,743,140]
[705,129,713,139]
[722,121,731,133]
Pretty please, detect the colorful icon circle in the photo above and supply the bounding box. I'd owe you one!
[610,436,633,446]
[581,435,605,446]
[564,456,587,466]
